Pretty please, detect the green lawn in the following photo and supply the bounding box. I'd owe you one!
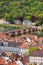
[0,24,28,29]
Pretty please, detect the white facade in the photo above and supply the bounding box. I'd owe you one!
[20,48,28,56]
[29,56,43,65]
[23,20,32,26]
[0,19,10,24]
[4,21,10,24]
[0,46,21,55]
[0,19,5,24]
[15,20,21,24]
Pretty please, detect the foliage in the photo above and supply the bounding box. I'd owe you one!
[40,28,43,32]
[29,31,43,37]
[23,29,26,34]
[0,0,43,24]
[18,16,24,22]
[29,46,37,54]
[17,31,21,36]
[0,24,27,29]
[10,32,15,37]
[30,15,36,22]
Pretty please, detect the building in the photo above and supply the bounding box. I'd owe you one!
[0,18,5,24]
[0,18,10,24]
[0,56,7,65]
[0,52,27,65]
[15,20,21,25]
[29,49,43,65]
[23,20,32,26]
[0,46,22,55]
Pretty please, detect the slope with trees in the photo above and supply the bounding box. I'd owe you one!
[0,0,43,25]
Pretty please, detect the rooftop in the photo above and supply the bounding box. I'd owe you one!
[29,49,43,57]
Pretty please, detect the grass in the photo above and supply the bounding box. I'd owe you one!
[0,24,28,29]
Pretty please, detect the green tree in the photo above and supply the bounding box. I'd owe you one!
[29,46,37,54]
[0,0,43,24]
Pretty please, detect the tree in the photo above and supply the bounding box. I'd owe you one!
[29,46,37,54]
[9,16,15,24]
[10,32,15,37]
[18,16,24,22]
[17,31,21,36]
[40,17,43,25]
[23,29,26,34]
[0,0,43,23]
[25,16,30,20]
[30,15,36,22]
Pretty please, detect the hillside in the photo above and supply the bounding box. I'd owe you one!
[0,0,43,24]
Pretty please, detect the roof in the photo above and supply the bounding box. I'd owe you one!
[21,42,29,49]
[29,41,37,46]
[35,37,43,42]
[11,54,27,65]
[0,52,27,65]
[8,62,17,65]
[25,34,37,40]
[11,54,20,59]
[29,49,43,57]
[0,57,7,64]
[1,52,10,57]
[37,44,43,49]
[19,57,26,65]
[0,33,5,39]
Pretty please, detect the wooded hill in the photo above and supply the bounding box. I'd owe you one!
[0,0,43,24]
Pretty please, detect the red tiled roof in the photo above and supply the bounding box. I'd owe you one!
[11,54,27,65]
[21,42,29,49]
[19,57,27,65]
[35,37,43,42]
[38,37,43,41]
[25,34,37,40]
[0,33,5,39]
[1,52,10,57]
[11,54,20,60]
[37,44,43,49]
[8,62,17,65]
[0,57,7,64]
[29,41,37,45]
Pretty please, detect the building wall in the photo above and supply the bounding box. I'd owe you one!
[29,56,43,65]
[0,46,21,55]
